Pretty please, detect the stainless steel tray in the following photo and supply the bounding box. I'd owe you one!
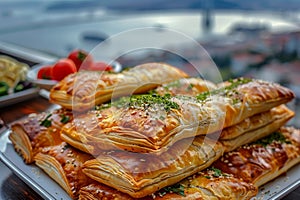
[0,88,40,108]
[0,129,300,200]
[0,129,70,200]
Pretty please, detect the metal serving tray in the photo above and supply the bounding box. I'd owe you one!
[1,129,300,200]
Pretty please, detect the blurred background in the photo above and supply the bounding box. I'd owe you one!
[0,0,299,125]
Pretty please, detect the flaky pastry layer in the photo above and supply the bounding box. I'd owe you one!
[50,62,188,111]
[9,109,73,163]
[61,78,294,154]
[213,126,300,187]
[34,142,93,199]
[82,137,224,198]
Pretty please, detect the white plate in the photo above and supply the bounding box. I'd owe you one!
[0,128,299,200]
[27,61,122,90]
[26,63,58,90]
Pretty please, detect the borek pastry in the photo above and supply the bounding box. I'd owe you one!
[82,136,224,198]
[35,142,94,199]
[61,78,294,155]
[10,109,73,163]
[50,62,188,111]
[213,126,300,187]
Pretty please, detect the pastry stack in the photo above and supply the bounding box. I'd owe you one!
[9,62,300,200]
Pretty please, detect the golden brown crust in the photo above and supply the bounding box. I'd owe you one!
[154,168,257,200]
[78,168,257,200]
[218,105,295,152]
[82,137,224,198]
[154,77,216,96]
[213,127,300,187]
[9,109,73,163]
[60,78,294,155]
[50,62,188,111]
[217,79,295,128]
[34,142,93,199]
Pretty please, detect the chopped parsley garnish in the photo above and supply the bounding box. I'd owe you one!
[159,183,185,197]
[60,114,70,124]
[254,132,291,147]
[40,114,52,127]
[211,167,222,177]
[129,93,179,112]
[196,77,252,102]
[96,94,179,112]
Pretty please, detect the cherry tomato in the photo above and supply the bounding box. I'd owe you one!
[89,62,113,71]
[51,58,77,81]
[67,49,93,71]
[37,65,53,80]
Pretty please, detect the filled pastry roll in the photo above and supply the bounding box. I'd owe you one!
[217,104,295,152]
[82,136,224,198]
[34,142,94,199]
[60,78,294,155]
[153,77,216,96]
[213,126,300,187]
[9,108,73,163]
[78,168,257,200]
[50,62,188,111]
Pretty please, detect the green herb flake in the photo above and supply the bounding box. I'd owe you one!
[196,77,252,102]
[204,175,211,179]
[128,94,179,112]
[60,114,70,124]
[40,114,52,128]
[211,167,223,177]
[160,183,185,197]
[254,132,291,147]
[96,94,179,112]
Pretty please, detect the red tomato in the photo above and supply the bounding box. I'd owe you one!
[51,58,77,81]
[89,62,113,71]
[37,65,53,80]
[67,49,93,71]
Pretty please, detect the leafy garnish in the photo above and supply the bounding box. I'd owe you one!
[160,183,185,197]
[40,114,52,127]
[96,94,179,112]
[129,93,179,112]
[254,132,291,147]
[60,114,70,124]
[211,167,222,177]
[196,77,252,102]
